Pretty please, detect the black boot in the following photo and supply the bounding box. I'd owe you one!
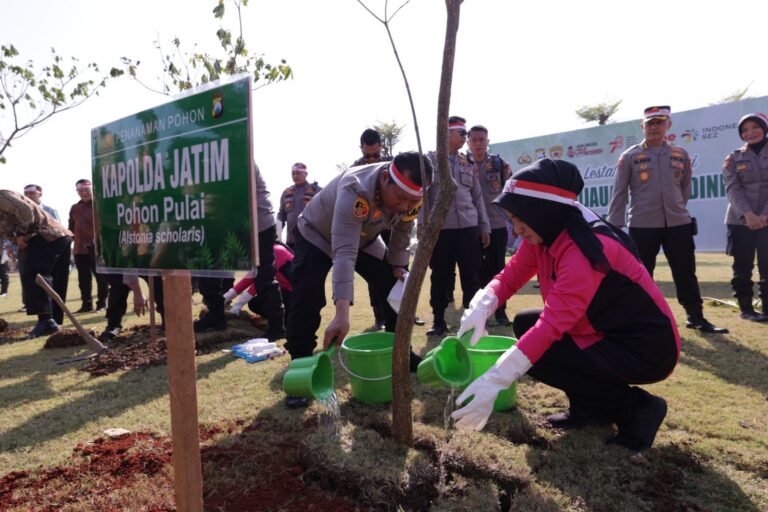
[409,351,422,373]
[737,297,767,322]
[194,313,227,332]
[427,310,447,336]
[258,284,286,341]
[606,387,667,451]
[685,305,729,334]
[547,403,613,430]
[26,318,60,339]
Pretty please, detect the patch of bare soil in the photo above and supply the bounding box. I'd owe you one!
[43,328,94,349]
[78,315,267,377]
[0,318,8,332]
[0,421,362,512]
[0,432,174,511]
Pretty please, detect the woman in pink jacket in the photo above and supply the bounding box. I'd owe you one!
[452,159,680,452]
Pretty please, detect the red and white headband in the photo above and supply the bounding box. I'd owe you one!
[76,181,92,191]
[448,120,466,131]
[502,179,576,205]
[389,161,423,197]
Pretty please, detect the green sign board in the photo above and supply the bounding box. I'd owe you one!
[91,76,256,276]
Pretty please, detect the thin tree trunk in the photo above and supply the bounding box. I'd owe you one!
[391,0,462,446]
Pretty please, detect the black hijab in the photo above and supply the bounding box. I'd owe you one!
[493,158,639,273]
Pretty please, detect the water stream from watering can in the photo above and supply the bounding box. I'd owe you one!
[437,387,457,496]
[316,392,342,436]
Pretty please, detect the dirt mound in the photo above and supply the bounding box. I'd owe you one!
[0,421,361,511]
[78,317,262,377]
[0,432,174,511]
[43,328,93,349]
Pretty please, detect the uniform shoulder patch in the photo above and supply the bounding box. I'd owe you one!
[353,197,370,219]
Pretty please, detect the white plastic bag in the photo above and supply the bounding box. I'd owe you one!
[387,272,409,313]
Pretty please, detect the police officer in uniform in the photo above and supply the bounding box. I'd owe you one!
[284,151,432,407]
[722,113,768,322]
[195,164,285,341]
[468,124,513,325]
[607,106,727,334]
[277,162,321,249]
[421,116,491,336]
[351,128,426,329]
[0,190,72,338]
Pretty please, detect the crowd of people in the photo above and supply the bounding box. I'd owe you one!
[1,105,766,450]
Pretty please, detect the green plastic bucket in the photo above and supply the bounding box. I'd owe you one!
[339,332,394,403]
[282,346,335,399]
[461,334,518,412]
[417,336,473,388]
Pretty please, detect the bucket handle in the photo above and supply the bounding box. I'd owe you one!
[337,350,392,382]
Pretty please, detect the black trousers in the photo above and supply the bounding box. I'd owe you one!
[480,227,509,311]
[284,229,397,359]
[20,235,71,324]
[200,226,283,328]
[74,245,108,307]
[105,274,164,329]
[726,224,768,301]
[513,309,677,415]
[0,261,8,294]
[429,227,481,312]
[629,223,702,311]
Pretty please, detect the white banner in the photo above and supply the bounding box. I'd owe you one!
[491,96,768,252]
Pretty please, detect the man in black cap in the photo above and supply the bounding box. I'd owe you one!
[607,106,727,334]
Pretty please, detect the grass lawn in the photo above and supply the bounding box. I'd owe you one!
[0,253,766,511]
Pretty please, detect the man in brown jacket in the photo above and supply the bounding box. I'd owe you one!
[0,190,72,338]
[68,179,108,313]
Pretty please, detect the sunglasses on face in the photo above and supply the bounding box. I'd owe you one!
[363,151,381,160]
[454,130,467,137]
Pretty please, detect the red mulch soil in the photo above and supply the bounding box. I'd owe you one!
[0,421,363,512]
[77,317,261,377]
[43,328,94,349]
[0,432,173,511]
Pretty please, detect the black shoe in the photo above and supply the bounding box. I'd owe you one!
[739,310,767,322]
[99,325,121,341]
[494,310,511,326]
[95,302,106,313]
[285,396,311,408]
[373,318,385,331]
[547,409,613,430]
[414,317,426,326]
[75,304,94,314]
[447,294,455,303]
[193,316,227,333]
[26,319,60,339]
[409,351,422,373]
[606,395,667,451]
[426,321,447,336]
[685,317,728,334]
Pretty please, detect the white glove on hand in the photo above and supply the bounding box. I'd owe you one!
[229,291,254,314]
[451,346,532,431]
[223,288,237,304]
[457,287,499,346]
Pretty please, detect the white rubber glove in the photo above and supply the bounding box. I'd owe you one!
[457,287,499,346]
[223,288,237,304]
[229,291,254,314]
[451,346,532,431]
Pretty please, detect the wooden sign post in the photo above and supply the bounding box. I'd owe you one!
[91,75,255,510]
[163,271,202,511]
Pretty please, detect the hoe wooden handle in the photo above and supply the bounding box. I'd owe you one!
[35,274,107,354]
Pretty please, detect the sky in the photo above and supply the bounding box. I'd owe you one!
[2,0,766,219]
